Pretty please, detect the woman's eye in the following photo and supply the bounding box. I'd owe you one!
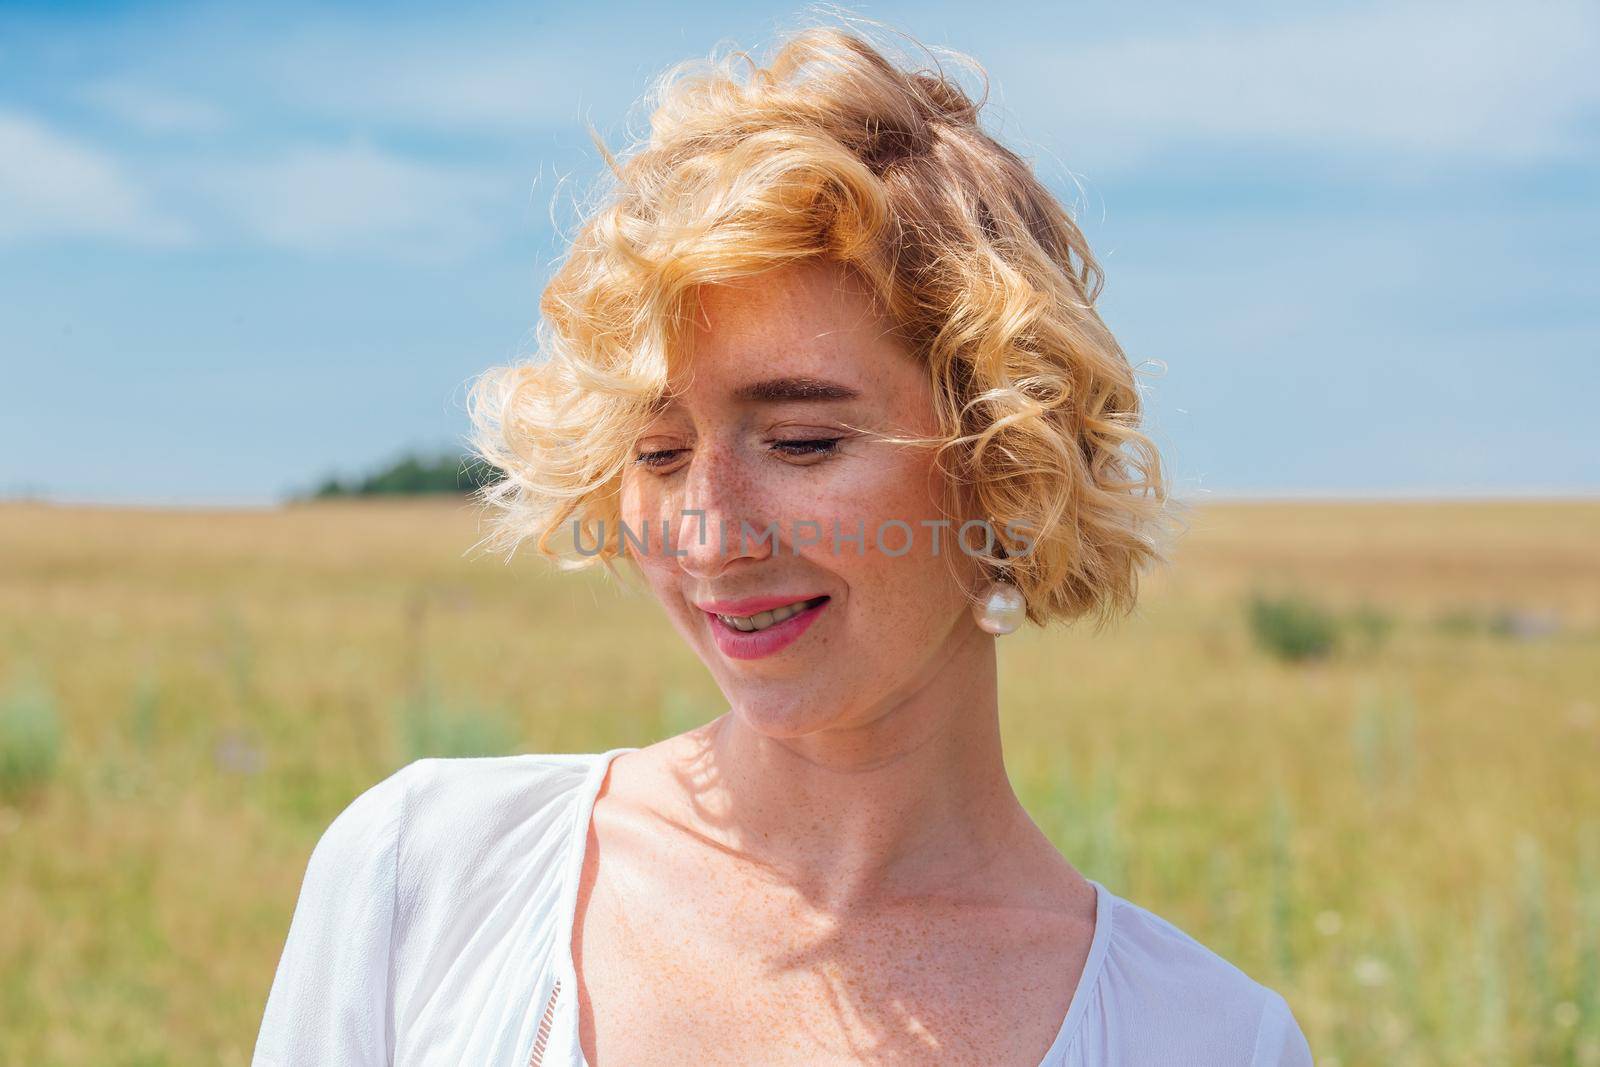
[770,437,843,458]
[634,448,686,469]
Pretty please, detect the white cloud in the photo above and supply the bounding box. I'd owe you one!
[256,17,624,132]
[82,81,228,135]
[203,141,507,258]
[0,109,190,244]
[999,0,1600,174]
[293,46,603,131]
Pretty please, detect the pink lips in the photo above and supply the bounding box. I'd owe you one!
[697,594,830,661]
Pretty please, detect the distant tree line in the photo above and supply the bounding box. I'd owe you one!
[307,450,500,498]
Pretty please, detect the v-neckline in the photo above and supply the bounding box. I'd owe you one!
[551,747,1113,1067]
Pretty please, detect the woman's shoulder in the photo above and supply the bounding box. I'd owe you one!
[1086,886,1314,1066]
[367,750,606,850]
[304,752,609,895]
[1097,886,1276,1006]
[393,750,603,818]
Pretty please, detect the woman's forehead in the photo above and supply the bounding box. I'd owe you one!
[691,260,890,342]
[675,267,909,390]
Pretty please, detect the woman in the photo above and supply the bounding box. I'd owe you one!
[254,22,1314,1067]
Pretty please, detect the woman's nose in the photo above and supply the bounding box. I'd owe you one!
[669,443,773,577]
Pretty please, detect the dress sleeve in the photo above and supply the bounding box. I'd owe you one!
[251,763,414,1067]
[1252,990,1315,1067]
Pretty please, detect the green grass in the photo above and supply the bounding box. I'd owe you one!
[0,670,62,804]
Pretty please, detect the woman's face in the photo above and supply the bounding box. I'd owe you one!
[618,258,986,737]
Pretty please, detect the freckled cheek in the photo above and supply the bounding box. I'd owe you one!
[807,449,946,533]
[615,530,701,632]
[815,550,962,665]
[798,455,963,625]
[618,471,661,523]
[615,477,679,580]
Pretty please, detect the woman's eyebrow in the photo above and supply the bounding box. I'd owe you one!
[732,377,861,403]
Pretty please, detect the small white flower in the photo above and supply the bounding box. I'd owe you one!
[1353,956,1389,987]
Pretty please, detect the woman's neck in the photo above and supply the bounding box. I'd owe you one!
[670,623,1039,912]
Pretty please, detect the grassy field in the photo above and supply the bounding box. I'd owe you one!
[2,498,1598,1066]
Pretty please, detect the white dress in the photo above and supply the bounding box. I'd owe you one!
[253,748,1315,1066]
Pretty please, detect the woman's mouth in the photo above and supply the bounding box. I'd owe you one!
[700,595,830,660]
[713,595,828,632]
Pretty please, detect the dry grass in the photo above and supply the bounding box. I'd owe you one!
[1,497,1597,1065]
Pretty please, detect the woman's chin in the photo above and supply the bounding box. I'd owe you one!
[722,693,843,740]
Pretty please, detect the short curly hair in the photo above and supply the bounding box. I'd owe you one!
[468,18,1181,629]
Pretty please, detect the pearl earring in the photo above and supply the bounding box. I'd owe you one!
[974,575,1027,635]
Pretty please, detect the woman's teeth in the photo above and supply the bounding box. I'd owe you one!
[716,597,822,633]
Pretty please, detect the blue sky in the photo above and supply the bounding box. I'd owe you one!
[1,0,1596,504]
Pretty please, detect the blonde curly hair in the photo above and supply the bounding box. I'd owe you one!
[468,18,1181,629]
